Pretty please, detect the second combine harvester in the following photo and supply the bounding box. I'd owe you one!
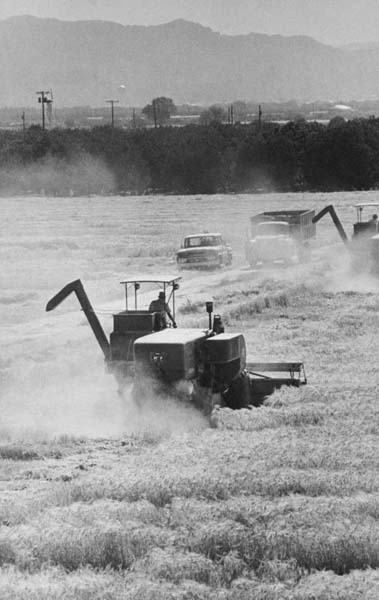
[312,203,379,273]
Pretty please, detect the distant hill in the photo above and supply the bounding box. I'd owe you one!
[1,15,379,107]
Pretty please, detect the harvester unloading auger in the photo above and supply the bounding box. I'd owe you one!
[46,277,306,413]
[312,203,379,272]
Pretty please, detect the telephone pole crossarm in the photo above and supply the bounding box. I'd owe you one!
[36,90,52,130]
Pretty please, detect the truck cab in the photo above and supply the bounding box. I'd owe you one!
[246,220,296,266]
[246,210,315,267]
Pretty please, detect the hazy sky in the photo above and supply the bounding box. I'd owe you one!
[0,0,378,46]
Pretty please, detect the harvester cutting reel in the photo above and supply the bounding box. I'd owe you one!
[46,279,307,412]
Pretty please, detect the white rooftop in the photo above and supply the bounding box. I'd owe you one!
[185,233,221,238]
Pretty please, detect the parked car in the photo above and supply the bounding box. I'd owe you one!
[176,233,232,269]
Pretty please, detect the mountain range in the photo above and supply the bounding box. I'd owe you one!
[1,15,379,107]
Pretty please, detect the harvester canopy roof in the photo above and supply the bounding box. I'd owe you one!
[355,203,379,223]
[120,276,182,313]
[120,276,182,285]
[355,203,379,208]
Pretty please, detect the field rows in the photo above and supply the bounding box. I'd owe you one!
[1,246,379,598]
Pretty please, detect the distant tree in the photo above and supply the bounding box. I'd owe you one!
[199,105,226,125]
[4,114,379,195]
[142,97,177,125]
[328,115,346,129]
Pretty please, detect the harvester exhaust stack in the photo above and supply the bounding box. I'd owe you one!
[46,279,110,360]
[206,301,213,330]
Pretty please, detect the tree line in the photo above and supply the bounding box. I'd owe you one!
[1,116,379,195]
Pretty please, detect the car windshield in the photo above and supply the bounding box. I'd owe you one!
[185,236,221,248]
[257,222,289,236]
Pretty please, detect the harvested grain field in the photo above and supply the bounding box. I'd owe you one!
[1,192,379,599]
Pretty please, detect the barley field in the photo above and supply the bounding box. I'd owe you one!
[1,191,379,598]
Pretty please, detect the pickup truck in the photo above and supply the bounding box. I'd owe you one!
[176,233,232,269]
[245,209,316,267]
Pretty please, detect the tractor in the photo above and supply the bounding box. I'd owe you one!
[46,277,306,413]
[312,203,379,273]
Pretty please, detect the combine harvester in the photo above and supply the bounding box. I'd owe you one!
[46,277,306,414]
[312,203,379,273]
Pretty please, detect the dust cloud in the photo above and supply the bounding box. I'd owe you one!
[2,154,115,197]
[316,244,379,294]
[0,373,207,441]
[0,355,207,441]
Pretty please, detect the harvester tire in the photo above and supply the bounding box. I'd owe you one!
[222,372,252,409]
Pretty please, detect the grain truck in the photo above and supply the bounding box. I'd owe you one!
[245,209,316,267]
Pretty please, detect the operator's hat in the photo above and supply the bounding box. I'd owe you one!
[158,291,165,299]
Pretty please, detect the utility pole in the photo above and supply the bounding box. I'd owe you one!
[152,98,158,128]
[106,99,119,128]
[258,104,263,132]
[21,111,25,139]
[227,104,234,125]
[36,91,52,130]
[21,111,26,162]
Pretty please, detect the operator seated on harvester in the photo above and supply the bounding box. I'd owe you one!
[149,291,177,328]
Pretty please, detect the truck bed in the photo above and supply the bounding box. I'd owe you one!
[250,209,316,241]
